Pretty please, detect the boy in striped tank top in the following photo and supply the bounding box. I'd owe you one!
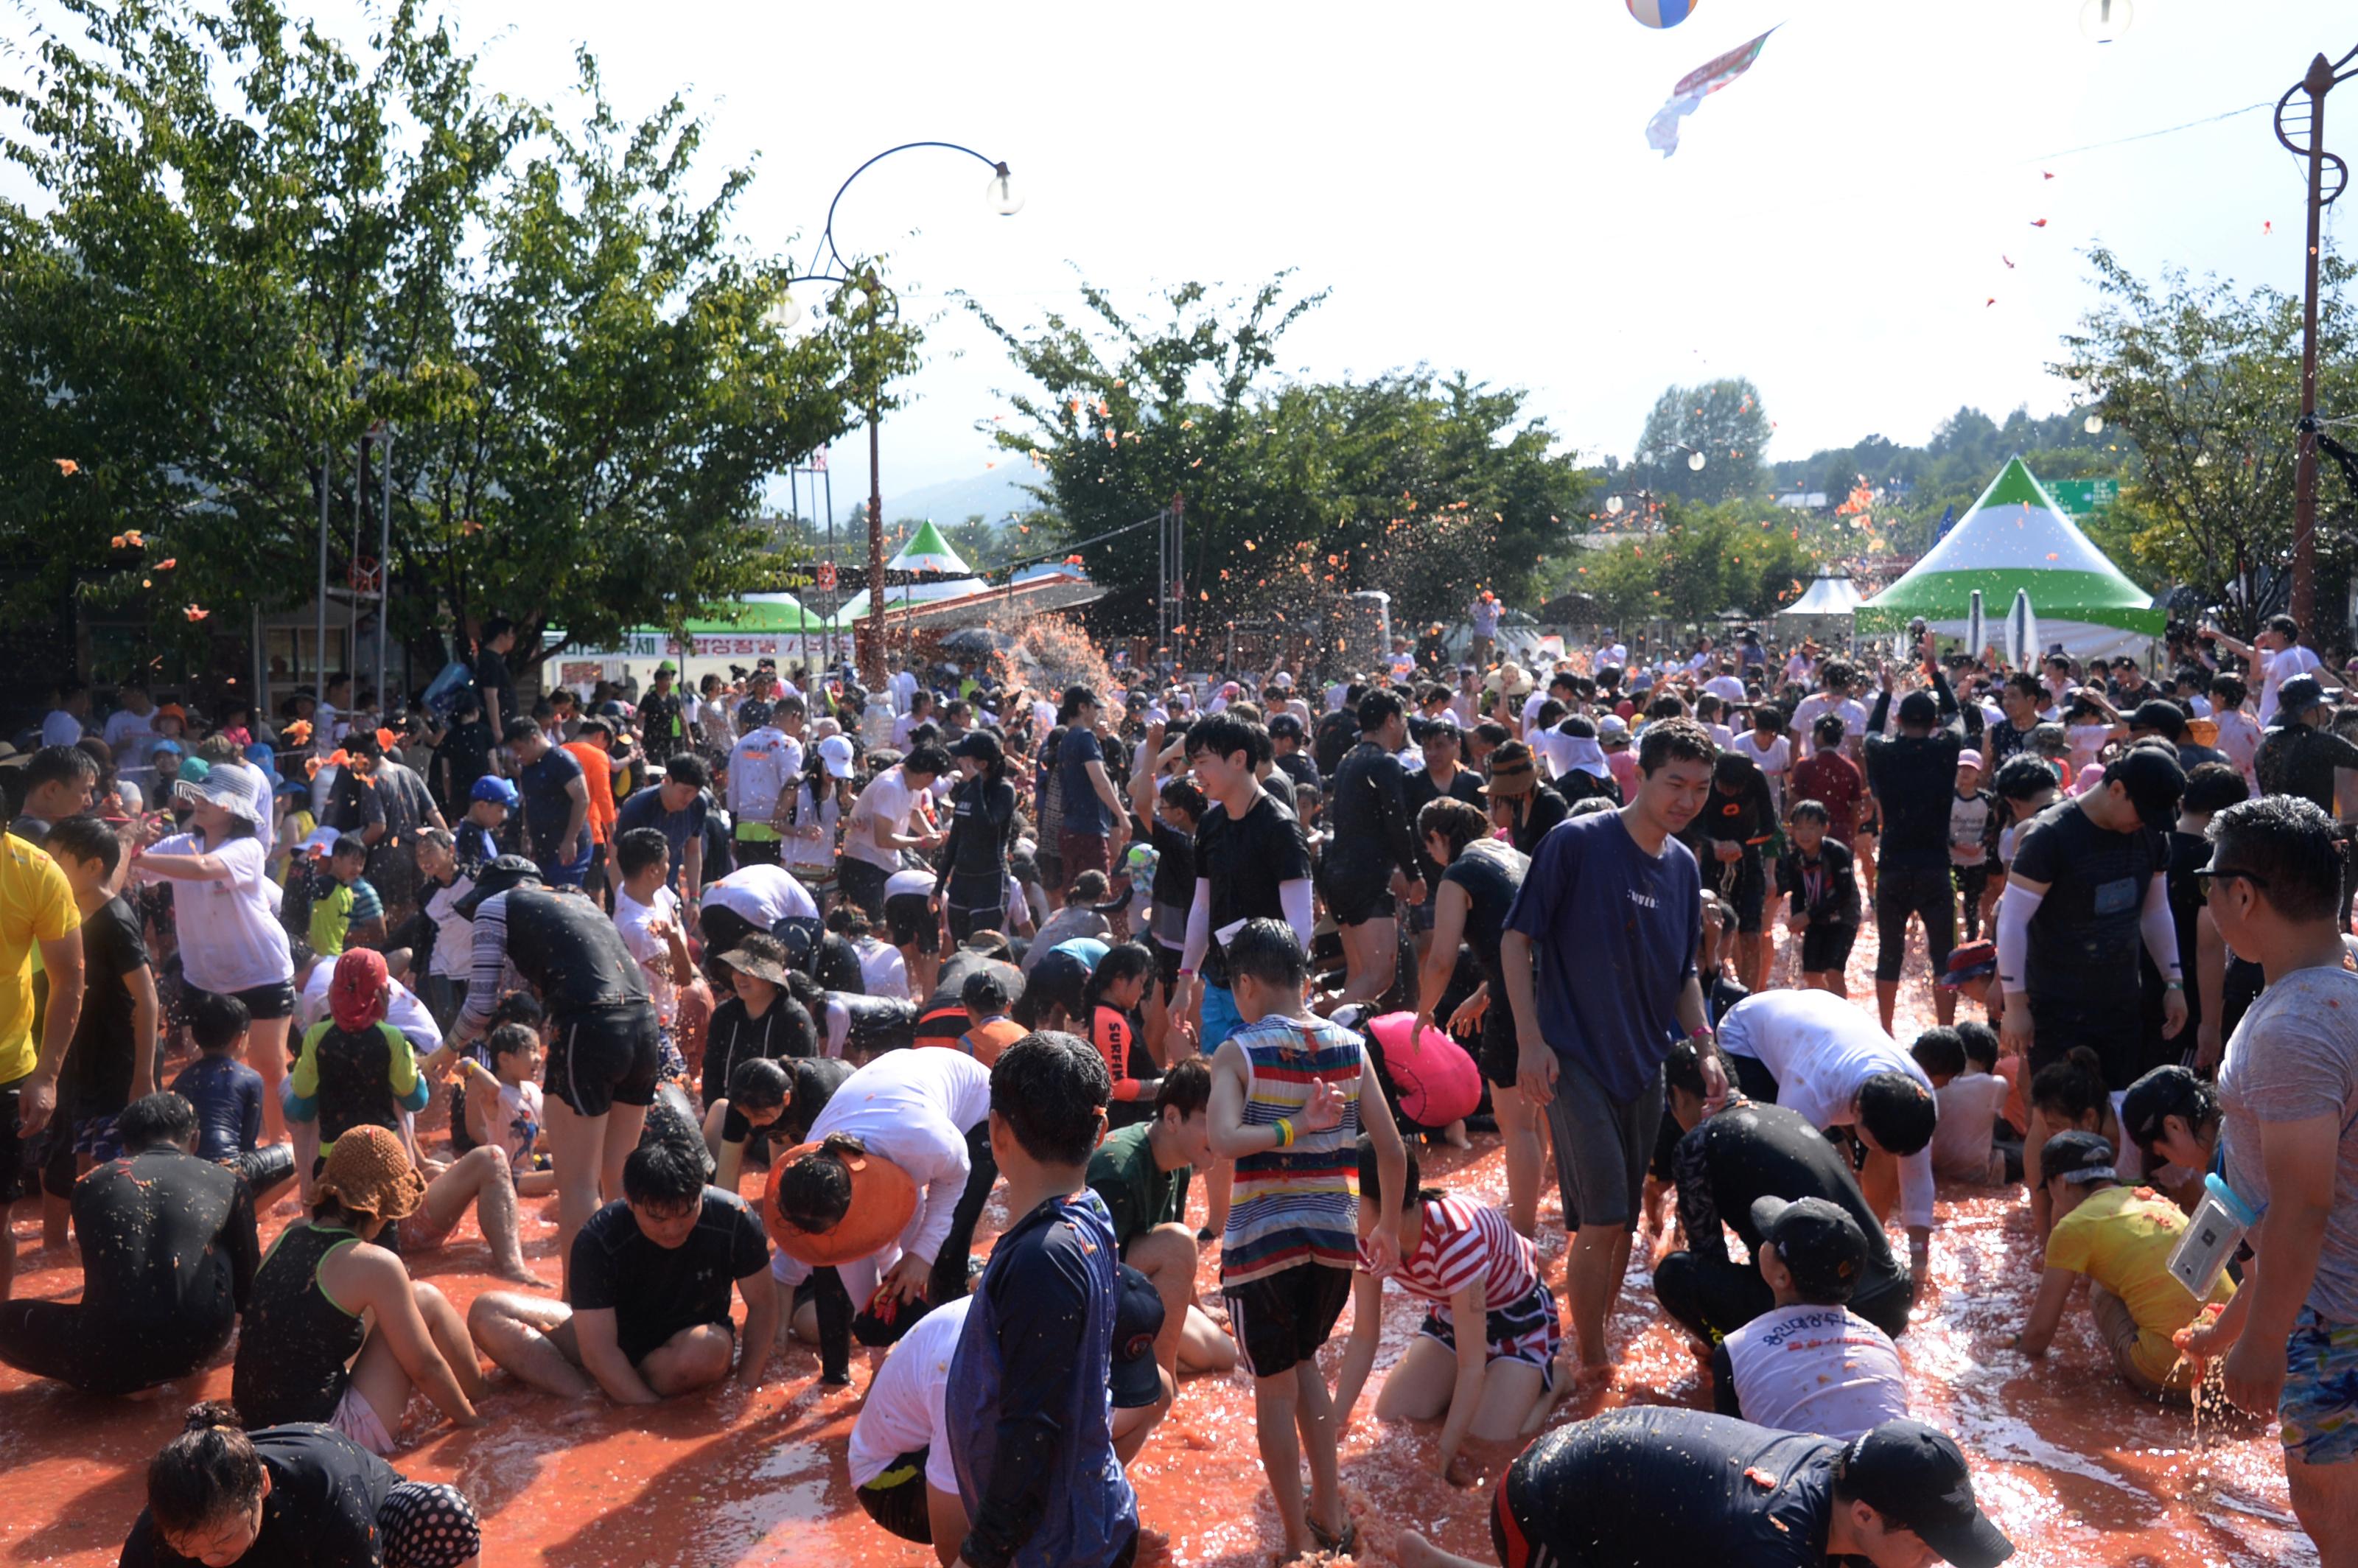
[1332,1138,1564,1487]
[1207,920,1407,1563]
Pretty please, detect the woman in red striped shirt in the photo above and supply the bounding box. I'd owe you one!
[1332,1136,1564,1485]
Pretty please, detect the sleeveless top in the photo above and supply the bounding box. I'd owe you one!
[233,1222,367,1427]
[1441,839,1528,1055]
[1220,1013,1365,1287]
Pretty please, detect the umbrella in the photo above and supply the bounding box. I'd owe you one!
[940,626,1014,654]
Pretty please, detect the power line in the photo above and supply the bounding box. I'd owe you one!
[2029,102,2271,162]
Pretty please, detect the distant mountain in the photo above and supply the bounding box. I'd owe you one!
[835,466,1040,528]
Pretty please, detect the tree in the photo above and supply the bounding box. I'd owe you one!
[1627,379,1771,503]
[2053,245,2356,626]
[972,275,1595,644]
[1569,497,1818,631]
[0,0,902,670]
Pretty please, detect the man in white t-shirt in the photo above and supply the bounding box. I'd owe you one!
[2203,613,2321,727]
[1704,664,1748,705]
[841,747,948,920]
[609,827,688,1033]
[1716,988,1941,1275]
[846,1294,974,1550]
[101,681,160,791]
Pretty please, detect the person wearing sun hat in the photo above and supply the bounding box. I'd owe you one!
[1394,1405,2012,1568]
[231,1122,483,1448]
[1482,740,1568,858]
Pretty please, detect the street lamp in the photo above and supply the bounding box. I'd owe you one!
[773,141,1022,687]
[2275,42,2357,640]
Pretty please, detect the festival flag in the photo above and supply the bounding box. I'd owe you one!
[1645,27,1777,158]
[1934,503,1957,543]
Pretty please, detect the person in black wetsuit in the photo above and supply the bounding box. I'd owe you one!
[0,1093,257,1395]
[1402,717,1486,926]
[122,1401,482,1568]
[1413,795,1538,1233]
[448,855,660,1284]
[1862,651,1980,1035]
[1324,690,1425,1006]
[1655,1052,1916,1342]
[937,730,1021,945]
[1390,1407,2012,1568]
[1682,751,1780,996]
[169,991,298,1208]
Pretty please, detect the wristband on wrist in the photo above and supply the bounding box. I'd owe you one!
[1274,1117,1295,1149]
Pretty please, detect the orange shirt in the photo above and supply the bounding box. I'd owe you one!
[563,741,618,843]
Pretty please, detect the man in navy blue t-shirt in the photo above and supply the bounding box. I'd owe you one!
[1502,715,1729,1374]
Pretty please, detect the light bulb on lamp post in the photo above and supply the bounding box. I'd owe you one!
[985,163,1023,217]
[1688,450,1707,472]
[763,295,803,333]
[2079,0,2132,42]
[2083,413,2105,434]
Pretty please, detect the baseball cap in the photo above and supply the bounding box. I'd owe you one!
[1897,690,1939,727]
[2100,746,2186,832]
[2128,699,2189,739]
[1266,713,1304,739]
[1956,749,1984,771]
[150,738,183,757]
[1749,1195,1869,1303]
[2121,1065,2205,1156]
[948,730,1002,763]
[816,733,856,779]
[654,659,678,676]
[1271,671,1294,688]
[470,774,519,808]
[1841,1421,2015,1568]
[1597,713,1630,738]
[1110,1263,1167,1409]
[2276,673,2330,718]
[1937,940,1997,990]
[2039,1129,2118,1186]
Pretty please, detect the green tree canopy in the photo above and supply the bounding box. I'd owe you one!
[1625,378,1771,504]
[973,275,1595,643]
[1570,497,1819,631]
[0,0,906,662]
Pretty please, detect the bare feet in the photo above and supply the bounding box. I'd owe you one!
[494,1266,551,1289]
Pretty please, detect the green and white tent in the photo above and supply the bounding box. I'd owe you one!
[1856,456,2162,663]
[887,518,970,575]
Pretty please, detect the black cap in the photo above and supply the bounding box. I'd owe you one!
[2101,746,2186,832]
[2038,1129,2118,1186]
[2121,1065,2203,1152]
[453,854,542,918]
[2127,699,2188,739]
[1896,690,1939,727]
[947,729,1002,763]
[1749,1196,1869,1303]
[1110,1263,1166,1410]
[1266,713,1305,739]
[2276,673,2330,718]
[1843,1421,2015,1568]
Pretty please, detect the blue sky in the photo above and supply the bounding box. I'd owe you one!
[5,0,2345,497]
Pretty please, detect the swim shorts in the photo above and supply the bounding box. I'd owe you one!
[2282,1305,2358,1466]
[545,1003,662,1118]
[1543,1055,1663,1232]
[1225,1261,1351,1380]
[329,1382,398,1456]
[1418,1279,1563,1390]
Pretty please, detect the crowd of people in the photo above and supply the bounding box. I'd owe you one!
[2,601,2356,1567]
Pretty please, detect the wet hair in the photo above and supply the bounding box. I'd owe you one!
[825,905,872,939]
[1069,869,1110,904]
[1184,713,1256,770]
[486,1022,538,1069]
[1567,795,1616,818]
[776,1134,864,1231]
[1812,713,1845,747]
[2267,613,2301,641]
[487,990,545,1032]
[1645,694,1687,724]
[2004,672,2045,701]
[1909,1027,1967,1080]
[1357,690,1404,733]
[663,752,712,788]
[23,743,99,793]
[1663,1039,1708,1099]
[962,970,1011,1015]
[1752,704,1785,735]
[1472,721,1511,749]
[42,813,121,874]
[1788,798,1830,827]
[501,717,542,746]
[1225,917,1309,990]
[615,826,670,879]
[1357,1133,1445,1214]
[1992,755,2060,804]
[330,835,368,863]
[990,1031,1111,1166]
[728,1056,791,1113]
[147,1402,265,1536]
[2211,673,2247,707]
[903,745,954,780]
[1417,795,1491,861]
[1955,1021,2000,1072]
[1637,717,1715,777]
[117,1092,198,1152]
[621,1132,707,1211]
[2181,761,2248,816]
[1857,1071,1937,1156]
[2208,794,2345,923]
[1083,941,1157,1019]
[2122,1063,2222,1161]
[1157,777,1207,822]
[186,990,251,1054]
[1155,1056,1212,1120]
[2030,1046,2111,1126]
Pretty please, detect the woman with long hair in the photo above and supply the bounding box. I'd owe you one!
[936,729,1020,944]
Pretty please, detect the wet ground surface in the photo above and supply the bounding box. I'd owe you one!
[0,918,2318,1568]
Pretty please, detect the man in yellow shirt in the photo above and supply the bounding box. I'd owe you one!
[1,829,85,1301]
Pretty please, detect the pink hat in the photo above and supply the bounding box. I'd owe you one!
[1957,749,1984,771]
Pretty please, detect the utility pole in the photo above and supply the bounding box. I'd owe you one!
[2275,43,2357,639]
[865,276,889,690]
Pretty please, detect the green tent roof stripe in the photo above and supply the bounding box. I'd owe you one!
[889,517,969,573]
[1973,455,2058,513]
[1855,570,2163,636]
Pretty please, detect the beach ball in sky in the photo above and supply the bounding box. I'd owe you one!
[1626,0,1697,25]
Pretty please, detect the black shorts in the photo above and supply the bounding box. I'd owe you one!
[1480,1023,1521,1090]
[1224,1263,1351,1379]
[1321,862,1395,928]
[838,858,889,920]
[1016,948,1092,1028]
[856,1449,934,1543]
[698,904,761,962]
[1799,922,1856,974]
[1704,847,1766,932]
[545,1004,662,1117]
[228,981,297,1022]
[885,892,940,956]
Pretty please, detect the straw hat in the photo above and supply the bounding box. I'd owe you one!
[315,1124,424,1226]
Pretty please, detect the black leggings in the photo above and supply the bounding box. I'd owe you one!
[227,1144,298,1211]
[0,1301,232,1396]
[927,1120,998,1306]
[1873,862,1956,983]
[1653,1249,1774,1345]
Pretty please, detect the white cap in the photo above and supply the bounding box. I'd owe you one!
[816,733,856,779]
[1272,671,1294,688]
